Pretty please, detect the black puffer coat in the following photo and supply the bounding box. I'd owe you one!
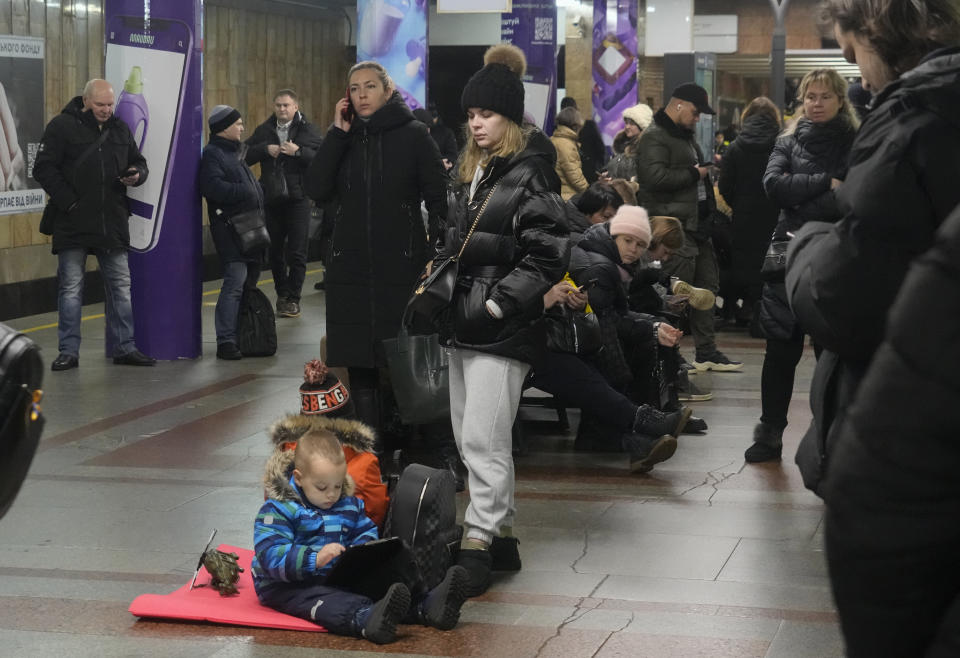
[305,92,448,368]
[245,112,323,202]
[787,46,960,496]
[33,97,148,253]
[821,203,960,657]
[763,115,855,240]
[441,133,569,364]
[199,135,264,264]
[718,112,780,297]
[569,223,655,388]
[759,115,855,340]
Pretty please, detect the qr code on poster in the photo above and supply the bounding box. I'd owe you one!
[534,17,553,41]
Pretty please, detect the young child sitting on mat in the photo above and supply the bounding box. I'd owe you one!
[264,359,389,528]
[252,429,468,644]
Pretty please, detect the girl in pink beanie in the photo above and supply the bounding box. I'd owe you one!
[608,205,651,265]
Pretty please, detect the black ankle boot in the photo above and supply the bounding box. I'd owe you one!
[744,423,784,463]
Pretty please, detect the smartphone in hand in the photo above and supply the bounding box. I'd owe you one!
[341,86,356,123]
[578,278,599,292]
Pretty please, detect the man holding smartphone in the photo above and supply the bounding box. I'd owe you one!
[635,83,742,373]
[33,78,155,371]
[245,89,323,318]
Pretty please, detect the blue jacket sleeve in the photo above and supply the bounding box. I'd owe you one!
[253,499,321,581]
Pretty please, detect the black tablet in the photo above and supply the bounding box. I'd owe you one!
[324,537,404,588]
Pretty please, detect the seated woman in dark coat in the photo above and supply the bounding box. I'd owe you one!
[568,206,687,469]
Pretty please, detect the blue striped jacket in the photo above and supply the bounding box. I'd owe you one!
[252,470,378,596]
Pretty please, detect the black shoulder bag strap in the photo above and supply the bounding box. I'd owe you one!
[70,126,113,186]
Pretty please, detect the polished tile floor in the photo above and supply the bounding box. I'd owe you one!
[0,267,842,657]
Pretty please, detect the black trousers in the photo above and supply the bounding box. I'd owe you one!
[528,351,637,432]
[265,197,311,301]
[826,505,960,657]
[759,331,806,430]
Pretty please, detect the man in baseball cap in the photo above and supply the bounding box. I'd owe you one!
[633,81,743,375]
[671,83,716,117]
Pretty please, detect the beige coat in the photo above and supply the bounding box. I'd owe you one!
[550,125,589,200]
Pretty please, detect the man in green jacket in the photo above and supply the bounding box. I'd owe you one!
[635,83,741,372]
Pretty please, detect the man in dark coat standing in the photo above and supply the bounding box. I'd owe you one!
[635,83,742,373]
[33,78,155,371]
[245,89,323,318]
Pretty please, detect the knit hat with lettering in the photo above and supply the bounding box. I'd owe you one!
[208,104,241,135]
[299,359,355,418]
[609,205,651,246]
[461,43,527,125]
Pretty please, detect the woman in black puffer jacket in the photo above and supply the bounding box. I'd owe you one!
[441,45,569,598]
[717,97,781,325]
[744,69,857,463]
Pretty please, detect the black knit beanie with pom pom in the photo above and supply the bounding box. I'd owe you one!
[461,43,527,125]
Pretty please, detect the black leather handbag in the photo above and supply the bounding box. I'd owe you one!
[404,180,500,334]
[382,327,450,425]
[761,237,791,282]
[227,208,271,255]
[0,323,45,520]
[545,306,601,355]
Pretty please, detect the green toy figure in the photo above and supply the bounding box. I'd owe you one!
[190,529,243,596]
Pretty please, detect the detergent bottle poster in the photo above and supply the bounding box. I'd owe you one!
[357,0,428,109]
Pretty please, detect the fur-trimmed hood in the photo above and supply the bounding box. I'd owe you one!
[263,414,375,502]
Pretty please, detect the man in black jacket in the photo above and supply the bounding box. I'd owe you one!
[33,79,155,371]
[635,83,742,373]
[245,90,323,318]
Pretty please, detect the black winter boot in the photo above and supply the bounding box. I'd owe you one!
[416,565,469,630]
[744,423,784,463]
[633,405,692,437]
[623,433,678,473]
[490,536,521,571]
[455,548,492,597]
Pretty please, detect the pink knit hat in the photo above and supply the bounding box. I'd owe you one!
[609,205,651,246]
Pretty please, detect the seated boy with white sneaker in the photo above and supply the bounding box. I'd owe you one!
[252,429,467,644]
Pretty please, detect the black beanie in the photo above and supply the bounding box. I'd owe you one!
[208,104,241,135]
[461,44,526,125]
[299,359,355,419]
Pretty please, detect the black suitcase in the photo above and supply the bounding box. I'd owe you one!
[237,287,277,357]
[384,463,462,592]
[0,323,45,519]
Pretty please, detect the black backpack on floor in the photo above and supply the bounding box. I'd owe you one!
[0,323,45,520]
[384,463,462,592]
[237,288,277,357]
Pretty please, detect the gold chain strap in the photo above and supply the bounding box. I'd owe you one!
[455,179,500,261]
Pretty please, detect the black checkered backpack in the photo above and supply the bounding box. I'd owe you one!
[384,463,462,591]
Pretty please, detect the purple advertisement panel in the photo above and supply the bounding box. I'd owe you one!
[357,0,428,110]
[105,0,203,359]
[501,1,557,135]
[592,0,637,148]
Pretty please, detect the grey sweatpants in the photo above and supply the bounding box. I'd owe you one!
[447,347,530,545]
[661,231,719,352]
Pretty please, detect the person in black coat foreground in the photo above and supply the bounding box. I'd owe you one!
[199,106,265,360]
[304,61,447,438]
[744,70,858,463]
[717,96,781,328]
[786,1,960,654]
[245,90,323,317]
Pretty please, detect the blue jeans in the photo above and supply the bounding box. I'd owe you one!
[215,261,260,345]
[57,247,136,358]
